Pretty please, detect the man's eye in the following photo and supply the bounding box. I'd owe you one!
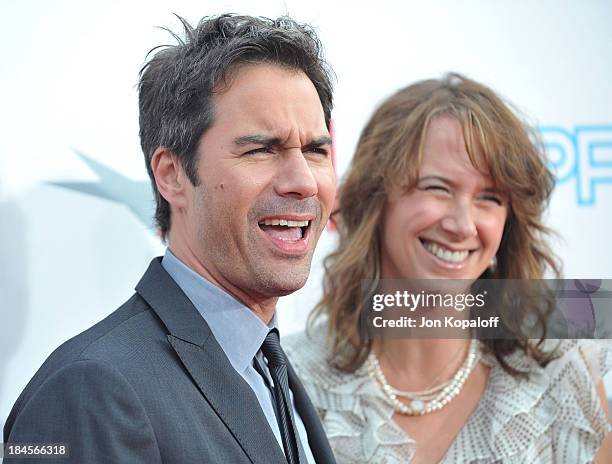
[306,147,329,156]
[244,146,274,155]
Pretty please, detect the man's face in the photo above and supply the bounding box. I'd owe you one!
[182,63,335,299]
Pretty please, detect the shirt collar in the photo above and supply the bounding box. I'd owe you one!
[161,248,276,373]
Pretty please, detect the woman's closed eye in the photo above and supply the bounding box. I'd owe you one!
[421,184,450,193]
[479,193,504,205]
[419,184,504,205]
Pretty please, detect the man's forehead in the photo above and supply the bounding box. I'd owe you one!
[206,64,328,145]
[213,62,304,91]
[213,63,311,100]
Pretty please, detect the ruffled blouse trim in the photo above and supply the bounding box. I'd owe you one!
[284,330,612,463]
[444,346,556,461]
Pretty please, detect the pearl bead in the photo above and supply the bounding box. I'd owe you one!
[367,339,480,416]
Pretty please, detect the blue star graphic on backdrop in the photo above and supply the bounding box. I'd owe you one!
[48,149,155,230]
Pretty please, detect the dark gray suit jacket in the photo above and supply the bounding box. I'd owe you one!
[3,258,336,463]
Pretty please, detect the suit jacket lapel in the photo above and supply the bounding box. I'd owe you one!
[136,258,286,464]
[287,357,337,464]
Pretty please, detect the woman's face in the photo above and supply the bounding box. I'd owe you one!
[380,116,507,280]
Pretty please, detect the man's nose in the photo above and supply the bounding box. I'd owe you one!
[273,149,318,199]
[440,199,477,239]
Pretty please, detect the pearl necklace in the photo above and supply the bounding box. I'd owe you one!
[367,339,480,416]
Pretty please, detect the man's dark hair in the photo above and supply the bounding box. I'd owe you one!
[138,14,334,239]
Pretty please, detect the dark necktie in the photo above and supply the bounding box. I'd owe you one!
[261,329,302,464]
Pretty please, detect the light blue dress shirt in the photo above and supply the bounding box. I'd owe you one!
[162,249,315,463]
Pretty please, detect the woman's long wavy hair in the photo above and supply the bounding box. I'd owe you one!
[311,73,562,377]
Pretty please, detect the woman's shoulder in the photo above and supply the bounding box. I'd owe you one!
[283,322,365,390]
[282,323,330,377]
[283,324,326,355]
[454,339,612,462]
[283,321,380,408]
[537,339,612,399]
[485,339,612,426]
[543,339,612,429]
[484,338,612,388]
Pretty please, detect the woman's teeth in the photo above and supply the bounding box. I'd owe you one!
[423,240,469,263]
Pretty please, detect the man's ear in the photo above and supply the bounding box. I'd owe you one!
[150,147,189,209]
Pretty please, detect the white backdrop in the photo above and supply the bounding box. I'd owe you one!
[1,0,612,431]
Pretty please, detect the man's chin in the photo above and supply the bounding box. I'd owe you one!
[268,277,309,297]
[255,268,310,297]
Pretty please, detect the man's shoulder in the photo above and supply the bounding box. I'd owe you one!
[47,292,163,366]
[7,293,166,421]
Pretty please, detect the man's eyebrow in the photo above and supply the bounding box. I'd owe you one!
[234,135,282,146]
[302,136,333,150]
[234,134,332,149]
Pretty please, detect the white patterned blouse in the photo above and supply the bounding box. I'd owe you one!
[284,326,612,463]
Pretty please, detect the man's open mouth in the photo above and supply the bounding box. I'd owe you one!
[258,218,311,242]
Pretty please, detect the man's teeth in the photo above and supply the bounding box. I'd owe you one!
[259,219,310,227]
[423,241,469,263]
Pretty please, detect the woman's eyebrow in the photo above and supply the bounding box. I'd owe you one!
[418,175,501,192]
[418,175,452,185]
